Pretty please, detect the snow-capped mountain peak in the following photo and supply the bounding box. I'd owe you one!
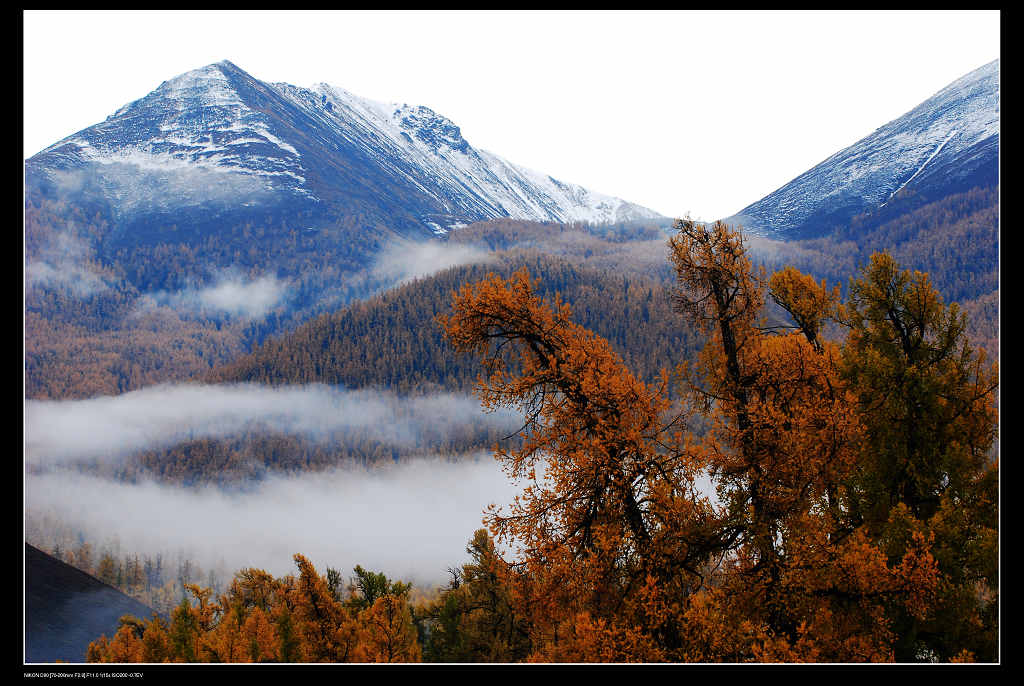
[27,61,662,237]
[727,59,998,239]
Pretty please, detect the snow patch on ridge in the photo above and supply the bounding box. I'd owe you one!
[292,81,661,226]
[29,61,662,229]
[727,59,999,238]
[882,129,957,206]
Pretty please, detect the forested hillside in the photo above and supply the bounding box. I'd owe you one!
[26,192,675,401]
[73,253,695,486]
[746,184,998,358]
[210,252,696,393]
[24,47,998,666]
[26,187,996,404]
[207,184,1000,399]
[82,220,999,664]
[37,196,995,489]
[25,191,430,400]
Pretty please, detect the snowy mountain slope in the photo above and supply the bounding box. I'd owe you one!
[26,60,661,238]
[726,60,999,239]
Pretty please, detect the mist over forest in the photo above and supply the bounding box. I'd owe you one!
[22,49,998,664]
[25,383,520,466]
[25,381,529,586]
[26,457,518,586]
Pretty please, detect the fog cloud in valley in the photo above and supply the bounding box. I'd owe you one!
[371,238,493,285]
[25,381,525,584]
[24,383,519,466]
[138,271,292,319]
[24,381,721,586]
[25,459,519,585]
[25,229,117,297]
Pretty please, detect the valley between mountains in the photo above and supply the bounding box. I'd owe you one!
[24,58,998,664]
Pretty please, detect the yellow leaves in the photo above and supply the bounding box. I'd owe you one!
[950,649,976,663]
[86,556,422,664]
[661,222,981,662]
[85,636,111,663]
[440,263,690,598]
[750,633,811,663]
[674,588,760,663]
[528,612,665,663]
[834,530,897,595]
[183,583,219,633]
[668,219,766,335]
[354,595,422,663]
[101,624,145,663]
[769,266,840,349]
[893,532,940,622]
[241,608,278,662]
[138,617,170,663]
[87,615,170,664]
[440,224,946,662]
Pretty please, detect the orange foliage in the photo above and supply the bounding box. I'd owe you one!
[86,556,420,664]
[435,219,989,663]
[84,218,996,664]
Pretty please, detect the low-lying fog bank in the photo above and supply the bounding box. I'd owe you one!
[25,457,519,586]
[24,383,520,466]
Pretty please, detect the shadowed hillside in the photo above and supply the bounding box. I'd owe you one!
[25,543,157,663]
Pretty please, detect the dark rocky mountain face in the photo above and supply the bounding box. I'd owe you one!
[726,60,998,240]
[25,544,157,663]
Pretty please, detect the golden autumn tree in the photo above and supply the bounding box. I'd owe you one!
[86,556,422,664]
[354,594,422,662]
[286,554,362,662]
[664,219,944,662]
[439,264,730,660]
[439,219,989,662]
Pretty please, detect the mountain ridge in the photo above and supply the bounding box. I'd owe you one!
[27,60,663,239]
[726,59,999,239]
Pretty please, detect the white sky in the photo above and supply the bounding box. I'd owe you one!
[23,10,1000,221]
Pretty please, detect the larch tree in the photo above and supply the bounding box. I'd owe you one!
[439,219,977,662]
[86,556,422,664]
[423,528,531,662]
[439,265,731,659]
[667,219,939,661]
[837,252,999,662]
